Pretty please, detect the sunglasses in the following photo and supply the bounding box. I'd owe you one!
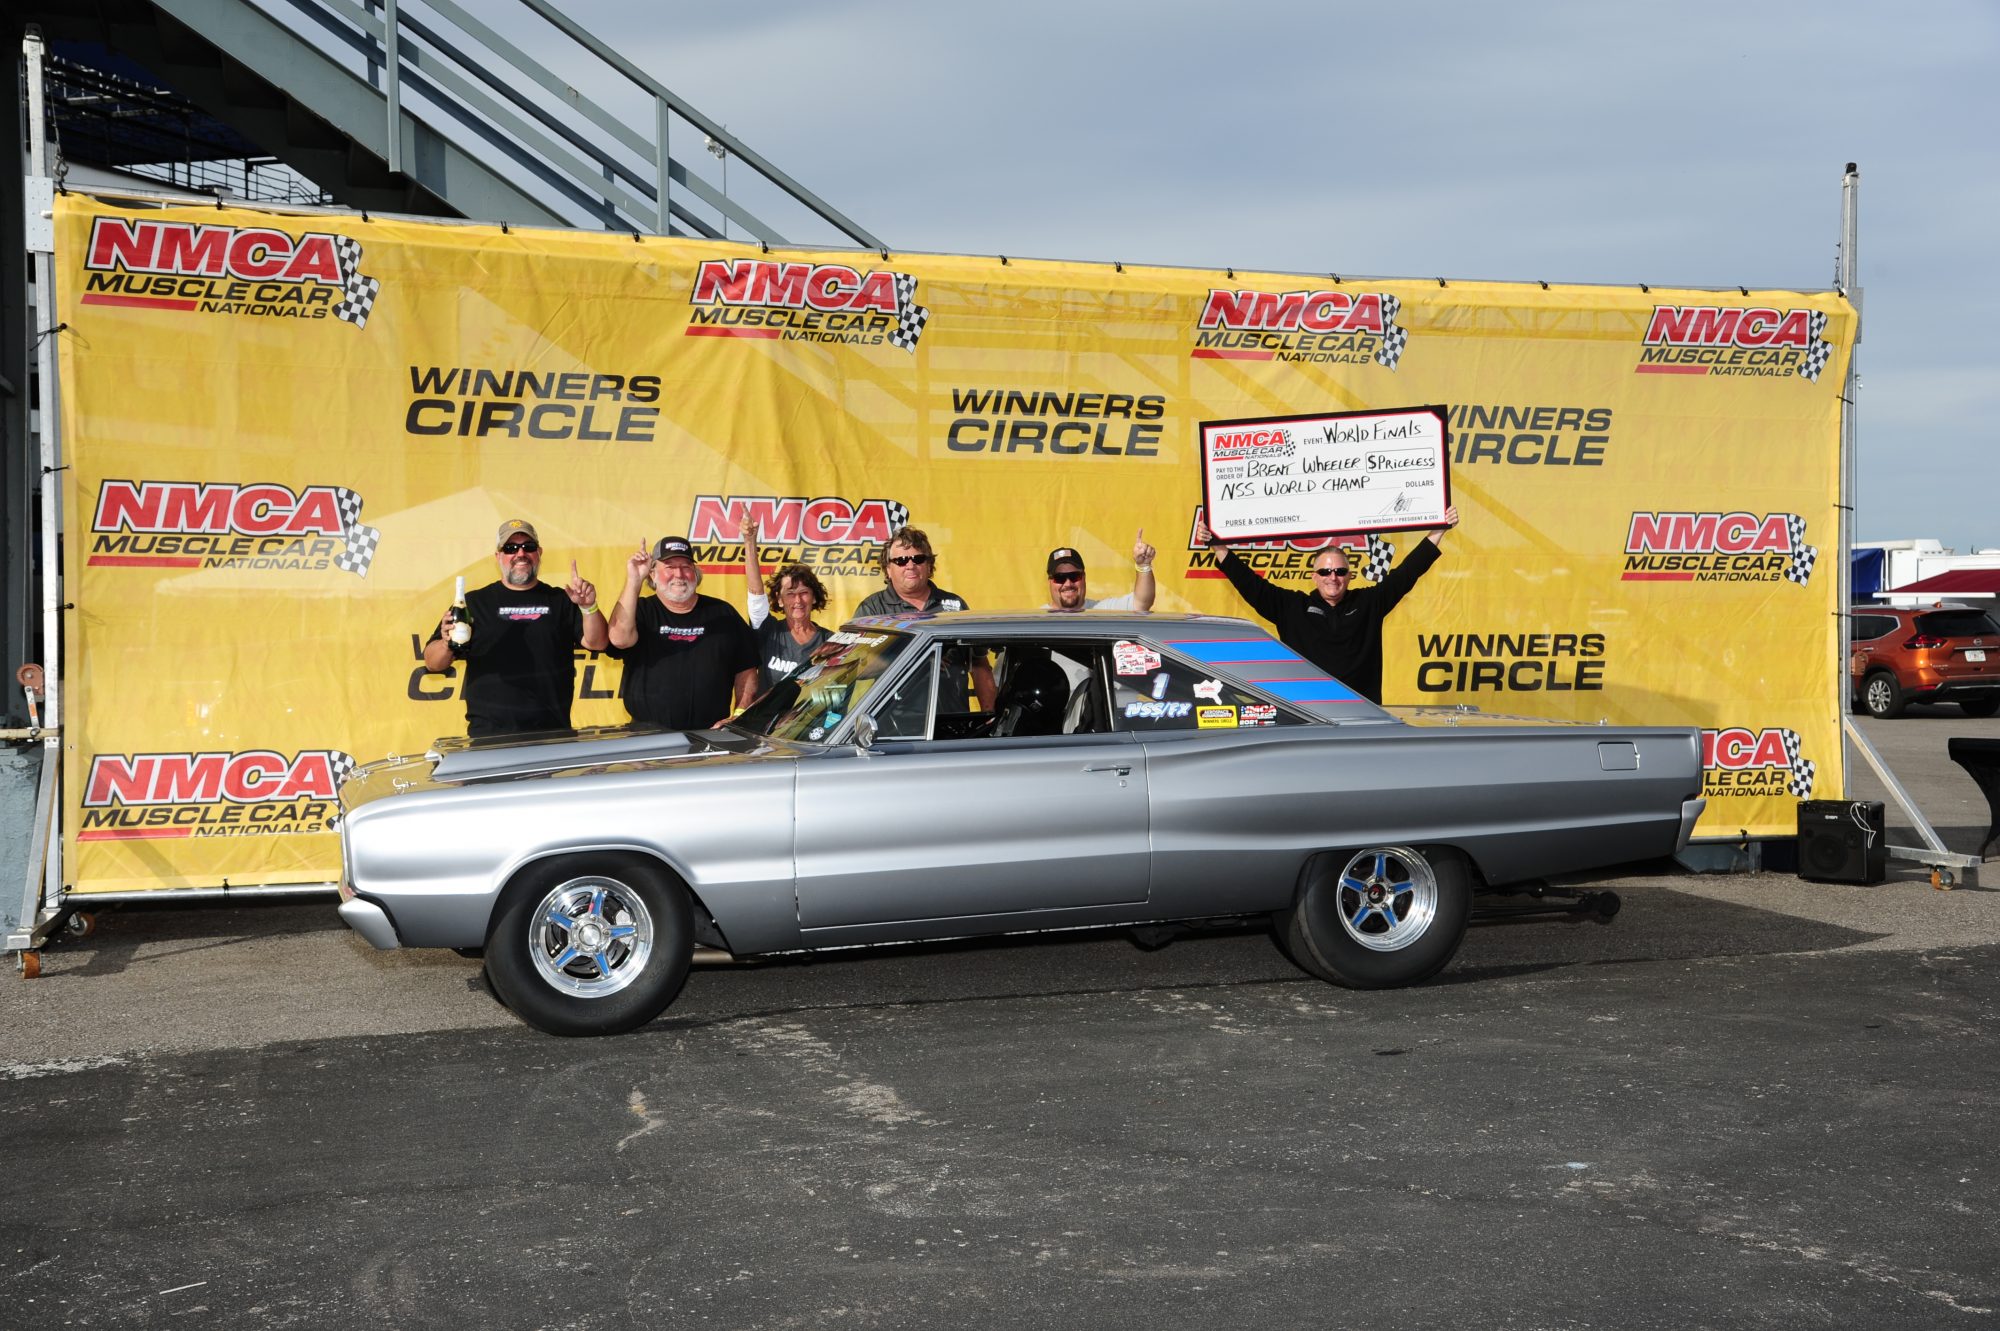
[1311,567,1350,579]
[887,554,933,567]
[1049,571,1084,585]
[500,541,541,554]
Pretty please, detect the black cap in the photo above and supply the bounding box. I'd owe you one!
[652,536,695,563]
[1045,547,1085,575]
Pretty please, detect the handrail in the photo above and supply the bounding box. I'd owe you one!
[243,0,881,247]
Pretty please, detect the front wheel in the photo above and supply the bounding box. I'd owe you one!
[1277,845,1472,989]
[484,854,693,1037]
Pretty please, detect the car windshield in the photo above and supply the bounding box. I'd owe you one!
[730,629,916,743]
[1916,610,1999,638]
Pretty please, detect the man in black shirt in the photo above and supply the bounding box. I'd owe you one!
[1195,506,1460,704]
[607,535,760,729]
[422,518,609,737]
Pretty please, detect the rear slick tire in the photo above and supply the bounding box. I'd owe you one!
[484,854,693,1037]
[1281,845,1471,989]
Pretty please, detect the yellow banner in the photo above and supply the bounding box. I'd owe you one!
[54,194,1854,889]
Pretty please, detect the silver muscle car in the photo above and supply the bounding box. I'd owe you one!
[336,612,1705,1036]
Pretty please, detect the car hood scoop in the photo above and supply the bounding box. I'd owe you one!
[429,727,702,782]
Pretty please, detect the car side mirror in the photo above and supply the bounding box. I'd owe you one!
[853,715,878,753]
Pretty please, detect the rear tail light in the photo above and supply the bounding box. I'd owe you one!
[1904,634,1948,650]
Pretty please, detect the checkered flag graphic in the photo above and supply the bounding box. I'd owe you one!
[331,488,381,578]
[1797,310,1832,383]
[1364,533,1395,582]
[888,273,929,353]
[1783,513,1817,585]
[326,750,358,829]
[332,237,381,329]
[1373,293,1408,371]
[882,501,910,531]
[1780,729,1816,799]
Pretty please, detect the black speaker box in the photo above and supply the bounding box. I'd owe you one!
[1796,800,1887,885]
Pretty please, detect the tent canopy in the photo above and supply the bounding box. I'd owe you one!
[1885,569,2000,598]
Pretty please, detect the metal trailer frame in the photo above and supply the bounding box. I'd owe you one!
[8,27,70,970]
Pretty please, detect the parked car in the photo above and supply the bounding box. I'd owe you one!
[335,612,1706,1037]
[1849,604,2000,718]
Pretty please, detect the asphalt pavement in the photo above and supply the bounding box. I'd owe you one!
[1,710,1995,1328]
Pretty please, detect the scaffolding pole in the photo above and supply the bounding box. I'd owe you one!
[1834,161,1981,885]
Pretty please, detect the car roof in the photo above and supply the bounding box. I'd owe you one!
[842,609,1394,723]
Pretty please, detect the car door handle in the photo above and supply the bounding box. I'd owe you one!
[1083,764,1132,776]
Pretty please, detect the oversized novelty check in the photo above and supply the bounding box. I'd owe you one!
[1199,405,1451,541]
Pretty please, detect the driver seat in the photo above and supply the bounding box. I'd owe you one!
[994,653,1071,738]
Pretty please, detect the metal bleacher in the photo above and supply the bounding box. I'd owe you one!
[14,0,882,245]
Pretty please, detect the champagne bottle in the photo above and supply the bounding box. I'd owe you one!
[448,576,472,648]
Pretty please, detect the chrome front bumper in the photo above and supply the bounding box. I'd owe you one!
[337,896,402,950]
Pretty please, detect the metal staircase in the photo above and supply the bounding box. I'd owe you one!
[18,0,882,246]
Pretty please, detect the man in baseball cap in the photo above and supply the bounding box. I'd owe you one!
[607,535,759,729]
[1042,530,1157,612]
[420,517,608,737]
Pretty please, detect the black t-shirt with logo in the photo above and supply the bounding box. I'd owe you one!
[425,581,582,738]
[752,617,831,694]
[1216,541,1440,704]
[609,594,759,729]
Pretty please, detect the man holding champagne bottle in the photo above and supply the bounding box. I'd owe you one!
[422,518,609,737]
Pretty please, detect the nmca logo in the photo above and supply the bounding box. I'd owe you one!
[1622,511,1815,586]
[1193,288,1408,370]
[1637,305,1832,381]
[87,480,380,578]
[1644,307,1815,348]
[81,217,381,328]
[78,749,352,842]
[685,494,913,579]
[1702,727,1815,798]
[84,750,348,806]
[686,259,928,351]
[95,480,350,536]
[689,494,910,545]
[1199,289,1388,335]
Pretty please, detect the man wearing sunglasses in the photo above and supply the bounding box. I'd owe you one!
[1194,505,1460,704]
[1041,530,1158,612]
[856,524,997,712]
[422,518,609,738]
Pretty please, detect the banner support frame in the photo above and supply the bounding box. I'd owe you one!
[1831,162,1976,883]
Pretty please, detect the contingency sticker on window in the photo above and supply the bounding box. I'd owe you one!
[1196,705,1238,729]
[1114,640,1162,675]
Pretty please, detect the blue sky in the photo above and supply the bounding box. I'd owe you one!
[566,0,1998,552]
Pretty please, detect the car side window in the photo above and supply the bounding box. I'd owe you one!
[988,642,1107,738]
[870,649,938,741]
[1109,643,1303,732]
[1851,615,1897,642]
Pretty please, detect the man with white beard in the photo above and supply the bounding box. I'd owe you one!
[422,518,608,738]
[607,535,759,729]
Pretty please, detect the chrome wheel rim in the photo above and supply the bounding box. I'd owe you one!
[527,874,654,998]
[1866,677,1893,712]
[1335,847,1438,952]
